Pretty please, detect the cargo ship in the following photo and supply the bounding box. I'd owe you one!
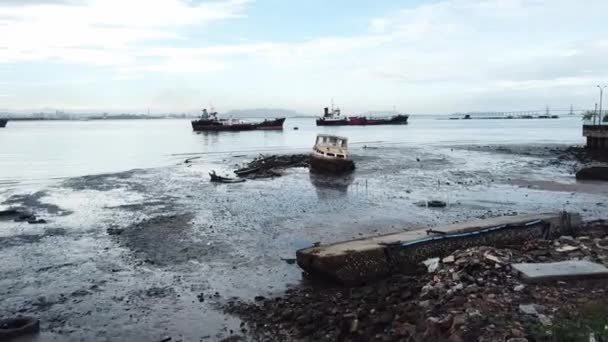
[316,106,408,126]
[191,109,285,132]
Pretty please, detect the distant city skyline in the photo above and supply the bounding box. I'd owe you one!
[1,0,607,114]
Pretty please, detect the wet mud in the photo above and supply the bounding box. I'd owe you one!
[0,143,607,341]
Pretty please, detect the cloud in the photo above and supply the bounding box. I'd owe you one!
[0,0,250,70]
[0,0,80,6]
[1,0,608,112]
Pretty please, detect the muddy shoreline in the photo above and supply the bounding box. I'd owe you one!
[0,143,607,341]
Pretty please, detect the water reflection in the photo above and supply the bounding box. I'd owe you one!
[308,172,354,199]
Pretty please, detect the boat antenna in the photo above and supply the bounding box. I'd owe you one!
[331,98,334,112]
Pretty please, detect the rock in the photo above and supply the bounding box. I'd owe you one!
[537,314,552,326]
[254,296,266,302]
[395,322,416,336]
[13,213,36,222]
[519,304,546,316]
[107,227,124,235]
[483,253,503,264]
[556,245,579,253]
[438,314,453,330]
[443,255,455,264]
[418,300,431,308]
[506,339,528,342]
[27,219,47,224]
[513,284,525,292]
[448,333,464,342]
[349,318,359,333]
[510,328,525,338]
[466,309,481,318]
[427,200,447,208]
[448,296,466,307]
[423,258,440,273]
[375,312,393,325]
[196,293,205,302]
[464,284,479,294]
[451,314,466,329]
[558,236,576,244]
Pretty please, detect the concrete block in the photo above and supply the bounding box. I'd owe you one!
[512,260,608,283]
[296,212,581,285]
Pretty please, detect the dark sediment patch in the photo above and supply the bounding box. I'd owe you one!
[2,191,72,216]
[0,228,67,250]
[512,179,608,195]
[111,213,227,266]
[104,197,179,214]
[62,169,147,192]
[455,144,607,164]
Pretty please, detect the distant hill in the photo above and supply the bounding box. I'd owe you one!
[221,108,310,118]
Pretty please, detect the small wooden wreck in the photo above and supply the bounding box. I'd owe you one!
[310,134,355,174]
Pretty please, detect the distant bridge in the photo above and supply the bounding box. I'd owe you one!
[453,108,587,118]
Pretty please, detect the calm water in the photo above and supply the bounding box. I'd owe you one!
[0,116,584,185]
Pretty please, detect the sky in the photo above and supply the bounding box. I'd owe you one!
[0,0,607,115]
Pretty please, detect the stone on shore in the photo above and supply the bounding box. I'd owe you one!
[512,260,608,283]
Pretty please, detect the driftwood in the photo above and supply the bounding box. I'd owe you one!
[209,171,246,183]
[234,154,310,179]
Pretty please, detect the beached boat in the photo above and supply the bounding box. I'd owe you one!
[0,119,7,128]
[310,134,355,174]
[316,106,408,126]
[191,109,285,132]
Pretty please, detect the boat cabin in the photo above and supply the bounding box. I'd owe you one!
[313,134,350,159]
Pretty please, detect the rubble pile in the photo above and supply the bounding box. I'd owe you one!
[234,154,310,179]
[224,222,608,342]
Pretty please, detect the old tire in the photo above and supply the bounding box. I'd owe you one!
[0,317,40,339]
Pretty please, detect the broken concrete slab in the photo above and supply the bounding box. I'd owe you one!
[296,212,581,285]
[512,260,608,283]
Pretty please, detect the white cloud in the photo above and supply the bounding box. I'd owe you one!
[0,0,249,69]
[1,0,608,112]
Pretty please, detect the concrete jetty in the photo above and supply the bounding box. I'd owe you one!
[296,212,581,285]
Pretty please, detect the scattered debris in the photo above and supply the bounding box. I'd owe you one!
[423,257,440,273]
[280,258,296,265]
[415,200,448,208]
[234,154,309,179]
[225,222,608,342]
[209,171,246,183]
[555,245,579,253]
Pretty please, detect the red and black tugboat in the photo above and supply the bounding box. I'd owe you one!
[191,108,285,132]
[316,105,409,126]
[0,119,7,128]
